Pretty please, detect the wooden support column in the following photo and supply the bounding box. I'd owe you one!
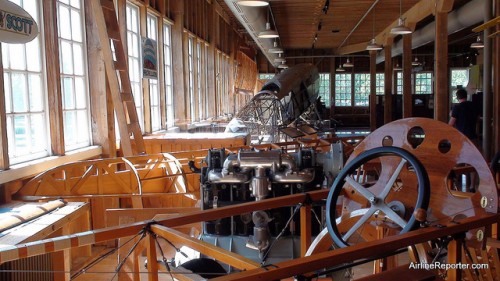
[369,50,377,131]
[300,204,312,257]
[402,34,412,118]
[85,0,116,158]
[43,0,65,155]
[482,0,494,160]
[0,47,9,170]
[434,11,449,123]
[494,0,500,154]
[384,45,393,124]
[52,227,70,281]
[447,236,463,280]
[171,0,186,125]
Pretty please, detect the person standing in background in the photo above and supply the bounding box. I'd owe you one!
[449,88,480,142]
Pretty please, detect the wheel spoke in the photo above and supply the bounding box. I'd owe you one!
[380,158,407,200]
[342,206,377,241]
[379,204,407,228]
[346,176,376,201]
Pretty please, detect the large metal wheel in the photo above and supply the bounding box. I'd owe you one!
[326,146,430,248]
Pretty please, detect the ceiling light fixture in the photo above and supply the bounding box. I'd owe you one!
[470,35,484,49]
[269,41,284,53]
[394,63,402,70]
[274,53,286,63]
[343,58,354,68]
[336,58,345,72]
[258,7,279,38]
[236,0,269,7]
[366,9,383,51]
[390,0,412,35]
[278,61,288,69]
[412,57,421,66]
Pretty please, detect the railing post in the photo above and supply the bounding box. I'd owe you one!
[146,232,159,281]
[300,203,312,257]
[447,234,464,280]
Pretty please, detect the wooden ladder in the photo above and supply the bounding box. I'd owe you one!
[91,0,146,156]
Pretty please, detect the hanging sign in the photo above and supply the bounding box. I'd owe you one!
[0,0,39,44]
[142,37,158,79]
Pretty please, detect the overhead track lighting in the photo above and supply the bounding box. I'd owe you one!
[269,41,284,53]
[236,0,269,7]
[470,35,484,49]
[390,0,412,35]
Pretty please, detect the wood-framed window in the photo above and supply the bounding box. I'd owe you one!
[334,73,352,107]
[2,0,49,164]
[126,2,144,131]
[57,0,91,151]
[163,22,174,128]
[196,41,202,121]
[450,68,469,103]
[146,13,160,132]
[354,73,370,106]
[396,71,403,95]
[318,73,331,107]
[376,73,385,95]
[415,72,433,95]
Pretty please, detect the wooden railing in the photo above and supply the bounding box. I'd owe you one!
[1,188,499,281]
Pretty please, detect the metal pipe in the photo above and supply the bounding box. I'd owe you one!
[271,170,315,183]
[336,0,380,52]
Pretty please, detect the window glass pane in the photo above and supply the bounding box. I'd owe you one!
[26,39,41,72]
[4,73,11,113]
[75,77,86,109]
[2,46,9,69]
[12,73,28,112]
[58,4,72,40]
[63,77,75,109]
[64,111,76,145]
[76,110,89,142]
[10,45,26,70]
[73,44,84,75]
[30,114,46,151]
[29,74,43,111]
[71,9,82,42]
[61,40,74,74]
